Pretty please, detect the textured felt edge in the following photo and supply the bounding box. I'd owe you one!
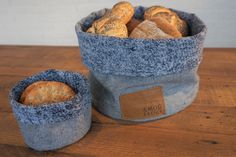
[75,6,207,77]
[9,69,92,125]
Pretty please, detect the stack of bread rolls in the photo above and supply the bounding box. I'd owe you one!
[87,1,189,39]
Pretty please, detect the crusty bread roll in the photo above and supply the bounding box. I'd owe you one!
[144,6,173,21]
[87,17,111,33]
[86,27,95,33]
[20,81,76,105]
[126,18,142,34]
[97,20,128,38]
[129,20,173,39]
[144,5,189,37]
[176,18,189,37]
[87,17,128,38]
[152,12,178,27]
[110,1,134,24]
[149,16,182,38]
[86,1,133,37]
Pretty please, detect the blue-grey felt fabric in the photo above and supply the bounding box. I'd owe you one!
[9,69,91,151]
[75,6,207,77]
[89,68,199,122]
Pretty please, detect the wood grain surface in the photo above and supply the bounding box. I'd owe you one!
[0,46,235,157]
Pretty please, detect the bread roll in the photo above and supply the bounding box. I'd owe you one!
[145,5,189,37]
[87,27,95,33]
[176,18,189,37]
[129,20,173,39]
[87,17,110,33]
[144,6,172,20]
[20,81,76,105]
[126,18,142,34]
[153,12,178,26]
[86,2,133,38]
[110,1,134,24]
[149,16,182,38]
[87,17,128,38]
[98,20,128,38]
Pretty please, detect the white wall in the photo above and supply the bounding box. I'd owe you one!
[0,0,235,47]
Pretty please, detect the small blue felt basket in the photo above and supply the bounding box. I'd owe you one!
[9,69,92,150]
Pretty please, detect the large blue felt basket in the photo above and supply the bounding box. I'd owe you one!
[75,6,207,122]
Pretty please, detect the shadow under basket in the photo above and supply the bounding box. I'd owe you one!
[75,6,207,122]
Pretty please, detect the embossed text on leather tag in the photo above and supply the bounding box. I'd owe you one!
[120,86,166,120]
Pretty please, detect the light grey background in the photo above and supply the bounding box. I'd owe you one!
[0,0,235,47]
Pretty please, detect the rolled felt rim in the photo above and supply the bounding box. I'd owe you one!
[75,6,207,77]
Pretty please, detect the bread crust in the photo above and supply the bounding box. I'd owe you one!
[86,1,133,37]
[144,6,188,36]
[88,18,128,38]
[111,1,134,24]
[99,20,128,38]
[126,18,142,34]
[87,16,111,33]
[20,81,76,105]
[149,17,182,38]
[176,17,189,37]
[129,20,173,39]
[144,6,172,20]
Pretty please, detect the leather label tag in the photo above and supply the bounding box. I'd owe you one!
[120,86,166,120]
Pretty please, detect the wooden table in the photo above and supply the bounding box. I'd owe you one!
[0,46,235,157]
